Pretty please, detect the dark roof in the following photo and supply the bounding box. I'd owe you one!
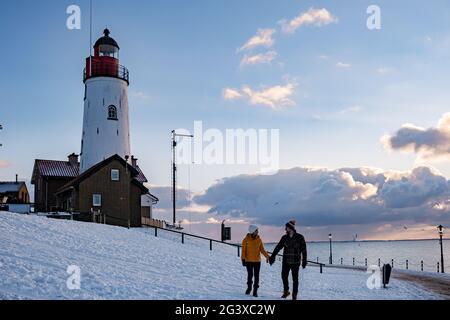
[0,182,26,194]
[134,165,148,183]
[32,160,79,182]
[56,154,148,195]
[94,28,120,49]
[32,158,147,184]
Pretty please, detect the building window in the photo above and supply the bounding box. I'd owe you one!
[93,194,102,207]
[108,105,118,120]
[111,169,120,181]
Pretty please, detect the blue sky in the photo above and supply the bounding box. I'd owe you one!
[1,1,450,240]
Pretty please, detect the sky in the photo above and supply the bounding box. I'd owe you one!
[1,0,450,242]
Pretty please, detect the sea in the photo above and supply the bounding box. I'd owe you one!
[265,239,450,273]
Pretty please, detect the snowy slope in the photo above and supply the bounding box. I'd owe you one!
[0,212,443,300]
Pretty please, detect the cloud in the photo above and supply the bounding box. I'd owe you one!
[147,185,192,211]
[0,160,11,168]
[281,8,338,34]
[336,62,352,68]
[240,51,277,66]
[377,67,392,75]
[238,29,276,52]
[382,113,450,160]
[223,83,296,111]
[339,106,362,114]
[194,166,450,228]
[223,88,242,100]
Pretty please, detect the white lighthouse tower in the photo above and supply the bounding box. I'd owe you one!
[80,29,131,173]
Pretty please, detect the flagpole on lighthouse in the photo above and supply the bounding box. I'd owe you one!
[89,0,93,76]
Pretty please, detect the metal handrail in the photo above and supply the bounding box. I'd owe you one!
[143,223,325,272]
[83,64,129,84]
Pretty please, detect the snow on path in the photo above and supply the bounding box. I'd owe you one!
[0,212,443,300]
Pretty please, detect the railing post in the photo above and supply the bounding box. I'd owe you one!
[210,240,212,251]
[341,258,343,265]
[320,264,323,274]
[365,258,368,267]
[237,246,240,257]
[406,260,409,270]
[438,262,440,273]
[317,257,319,263]
[378,258,381,267]
[155,227,158,237]
[421,261,424,272]
[182,233,185,244]
[353,258,355,266]
[391,259,394,268]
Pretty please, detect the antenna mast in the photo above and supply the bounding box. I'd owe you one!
[172,130,194,226]
[89,0,93,76]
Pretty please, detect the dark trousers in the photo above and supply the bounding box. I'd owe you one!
[246,262,261,288]
[282,263,300,294]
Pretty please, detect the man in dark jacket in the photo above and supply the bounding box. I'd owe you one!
[269,220,307,300]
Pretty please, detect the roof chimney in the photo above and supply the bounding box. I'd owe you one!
[131,156,138,167]
[68,153,79,166]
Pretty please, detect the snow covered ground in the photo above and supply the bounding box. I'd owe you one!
[0,212,444,300]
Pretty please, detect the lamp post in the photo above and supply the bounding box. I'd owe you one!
[329,233,333,265]
[438,225,445,273]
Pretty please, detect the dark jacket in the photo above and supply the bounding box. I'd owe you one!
[272,232,307,266]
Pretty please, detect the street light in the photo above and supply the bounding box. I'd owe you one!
[438,225,445,273]
[329,233,333,265]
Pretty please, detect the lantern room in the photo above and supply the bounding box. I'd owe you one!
[84,28,129,84]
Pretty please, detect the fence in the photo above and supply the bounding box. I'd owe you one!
[142,222,325,274]
[320,256,444,273]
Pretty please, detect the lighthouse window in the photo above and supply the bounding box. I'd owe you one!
[108,105,118,120]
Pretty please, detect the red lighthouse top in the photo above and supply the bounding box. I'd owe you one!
[84,29,129,84]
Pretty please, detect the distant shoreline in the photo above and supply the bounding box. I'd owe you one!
[265,238,450,245]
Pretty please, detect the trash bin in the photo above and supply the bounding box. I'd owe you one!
[382,264,392,288]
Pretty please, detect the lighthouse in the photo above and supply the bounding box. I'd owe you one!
[80,28,131,173]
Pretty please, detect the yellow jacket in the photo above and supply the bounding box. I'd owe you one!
[241,234,270,263]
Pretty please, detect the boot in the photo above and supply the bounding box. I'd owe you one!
[281,291,290,299]
[253,286,259,298]
[245,285,252,295]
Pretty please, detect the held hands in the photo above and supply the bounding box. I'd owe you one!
[269,256,275,266]
[302,261,307,269]
[242,259,247,267]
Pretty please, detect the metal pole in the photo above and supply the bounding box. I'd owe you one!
[329,234,333,265]
[172,131,176,225]
[440,234,445,273]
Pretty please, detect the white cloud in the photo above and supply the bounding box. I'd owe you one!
[339,106,362,114]
[237,28,276,52]
[240,51,277,66]
[281,8,338,34]
[382,113,450,161]
[223,83,296,111]
[377,67,392,75]
[336,62,352,68]
[223,88,242,100]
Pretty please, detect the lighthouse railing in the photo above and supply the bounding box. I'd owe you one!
[83,64,129,84]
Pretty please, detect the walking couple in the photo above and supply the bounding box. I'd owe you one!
[241,220,307,300]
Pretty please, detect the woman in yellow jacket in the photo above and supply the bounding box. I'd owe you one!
[241,225,270,297]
